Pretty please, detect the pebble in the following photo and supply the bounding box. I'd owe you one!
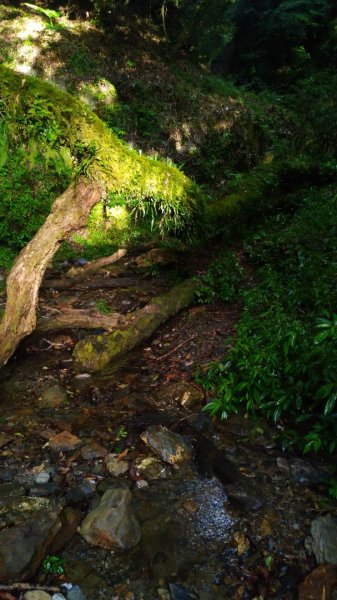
[35,471,50,484]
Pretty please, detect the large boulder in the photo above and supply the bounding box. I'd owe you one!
[79,487,141,550]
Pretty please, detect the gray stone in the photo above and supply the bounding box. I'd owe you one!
[105,454,129,476]
[79,487,141,550]
[66,586,86,600]
[289,458,332,486]
[65,483,94,504]
[36,471,50,484]
[225,483,265,511]
[306,514,337,564]
[141,426,192,465]
[0,508,62,582]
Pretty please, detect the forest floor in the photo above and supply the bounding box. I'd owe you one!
[0,247,335,600]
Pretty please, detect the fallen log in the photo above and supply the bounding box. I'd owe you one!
[64,248,127,279]
[43,277,155,291]
[0,178,102,368]
[73,278,196,371]
[36,309,124,334]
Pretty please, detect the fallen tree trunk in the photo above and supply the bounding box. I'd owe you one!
[64,248,127,279]
[73,278,196,371]
[43,277,155,291]
[36,309,125,334]
[0,178,102,368]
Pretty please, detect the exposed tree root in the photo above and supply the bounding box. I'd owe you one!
[0,178,102,368]
[73,278,197,371]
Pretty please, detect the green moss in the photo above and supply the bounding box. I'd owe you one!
[0,65,205,239]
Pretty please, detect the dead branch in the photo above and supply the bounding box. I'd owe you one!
[36,309,124,333]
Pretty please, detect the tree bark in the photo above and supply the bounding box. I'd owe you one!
[36,309,124,334]
[73,278,196,371]
[0,178,102,368]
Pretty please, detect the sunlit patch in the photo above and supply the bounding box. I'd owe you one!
[17,17,44,40]
[15,64,35,75]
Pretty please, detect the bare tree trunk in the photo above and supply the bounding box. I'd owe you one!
[0,178,102,368]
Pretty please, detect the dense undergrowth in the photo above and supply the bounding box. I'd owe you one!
[199,185,337,454]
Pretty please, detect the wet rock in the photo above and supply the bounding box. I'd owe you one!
[29,482,59,497]
[96,478,129,495]
[81,441,107,460]
[65,483,94,504]
[48,507,81,554]
[0,434,14,449]
[134,456,169,480]
[0,470,14,482]
[63,559,112,598]
[49,431,82,452]
[0,507,62,582]
[35,471,50,484]
[169,583,199,599]
[39,384,67,408]
[24,592,51,600]
[0,497,50,526]
[65,586,86,600]
[51,595,66,600]
[158,382,204,409]
[0,483,26,503]
[289,458,332,486]
[298,564,337,600]
[105,454,129,476]
[141,426,192,465]
[79,487,141,550]
[306,514,337,564]
[225,483,265,511]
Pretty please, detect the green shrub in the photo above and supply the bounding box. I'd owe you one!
[199,186,337,453]
[0,147,71,269]
[194,251,244,304]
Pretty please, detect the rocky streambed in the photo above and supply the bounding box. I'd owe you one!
[0,252,336,600]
